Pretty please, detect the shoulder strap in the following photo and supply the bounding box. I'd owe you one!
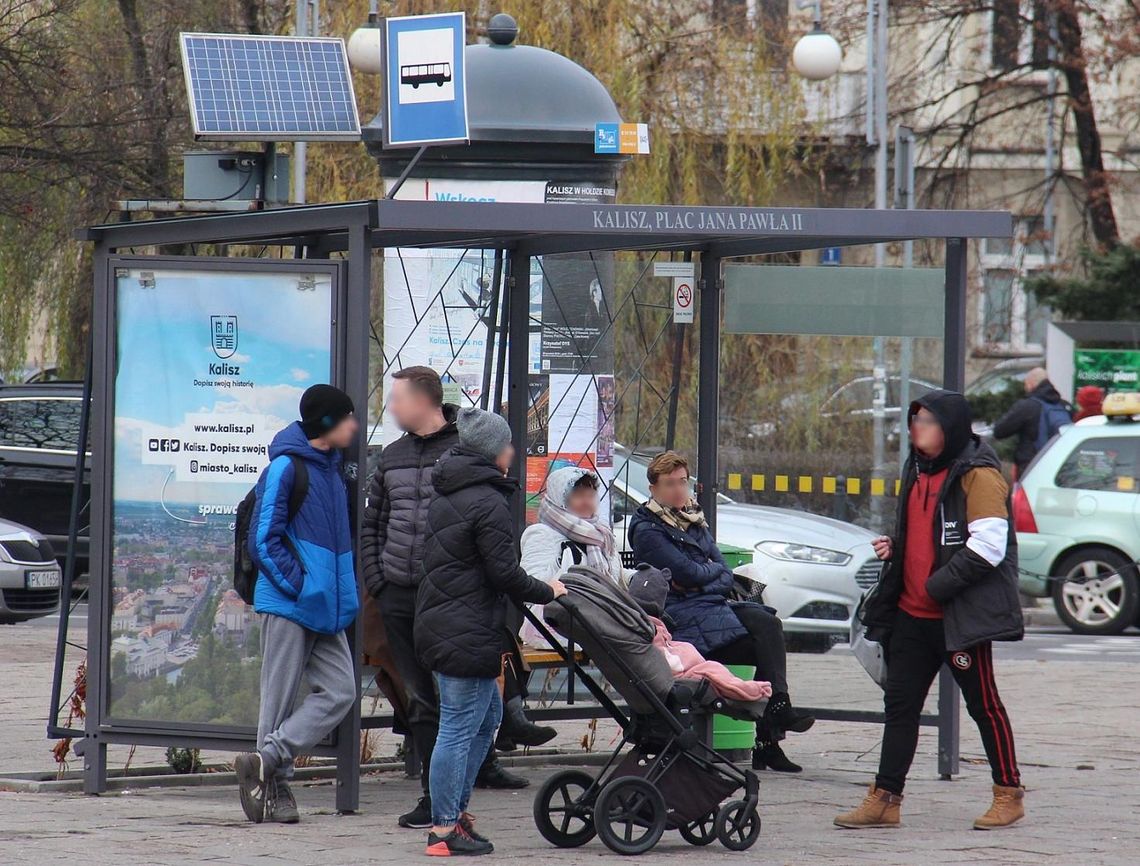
[285,455,309,520]
[560,539,584,565]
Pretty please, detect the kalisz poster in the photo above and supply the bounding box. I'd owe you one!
[108,261,334,727]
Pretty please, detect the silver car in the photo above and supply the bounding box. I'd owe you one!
[0,518,62,624]
[611,447,878,652]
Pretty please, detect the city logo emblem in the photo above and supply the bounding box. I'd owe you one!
[210,315,238,360]
[951,651,972,671]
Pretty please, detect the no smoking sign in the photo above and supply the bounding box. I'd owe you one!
[672,277,694,323]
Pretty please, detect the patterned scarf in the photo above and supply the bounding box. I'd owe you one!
[538,466,615,575]
[646,496,707,531]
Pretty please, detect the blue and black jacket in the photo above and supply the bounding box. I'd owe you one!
[248,421,359,634]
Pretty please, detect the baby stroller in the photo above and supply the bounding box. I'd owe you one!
[525,565,762,855]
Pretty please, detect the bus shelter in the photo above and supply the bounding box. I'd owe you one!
[58,198,1010,810]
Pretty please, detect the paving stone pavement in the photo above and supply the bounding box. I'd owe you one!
[2,620,1137,863]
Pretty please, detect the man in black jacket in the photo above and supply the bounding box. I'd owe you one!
[836,391,1025,831]
[361,367,525,829]
[416,408,564,856]
[992,367,1071,477]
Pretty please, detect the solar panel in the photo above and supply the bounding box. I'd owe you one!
[180,33,361,141]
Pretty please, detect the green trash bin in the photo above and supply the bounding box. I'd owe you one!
[712,665,757,756]
[712,546,755,756]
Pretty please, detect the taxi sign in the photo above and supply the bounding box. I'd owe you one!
[1102,391,1140,417]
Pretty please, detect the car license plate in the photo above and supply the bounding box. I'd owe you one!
[26,569,61,589]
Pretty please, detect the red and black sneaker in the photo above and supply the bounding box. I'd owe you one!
[459,813,490,844]
[425,823,494,857]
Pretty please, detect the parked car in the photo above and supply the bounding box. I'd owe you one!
[1014,393,1140,634]
[610,446,879,651]
[967,356,1045,438]
[0,517,62,623]
[0,383,89,582]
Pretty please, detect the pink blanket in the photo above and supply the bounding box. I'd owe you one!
[651,618,772,701]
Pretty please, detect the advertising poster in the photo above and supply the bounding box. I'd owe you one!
[109,262,334,726]
[1074,349,1140,393]
[381,177,616,523]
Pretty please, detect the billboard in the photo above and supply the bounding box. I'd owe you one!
[107,260,336,727]
[1073,349,1140,393]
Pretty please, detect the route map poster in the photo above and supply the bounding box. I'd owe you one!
[108,262,334,726]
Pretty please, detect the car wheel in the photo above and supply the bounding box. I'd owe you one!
[1051,547,1140,635]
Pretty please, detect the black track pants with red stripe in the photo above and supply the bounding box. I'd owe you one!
[875,610,1020,795]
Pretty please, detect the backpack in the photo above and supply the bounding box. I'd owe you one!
[1032,397,1072,451]
[233,455,309,605]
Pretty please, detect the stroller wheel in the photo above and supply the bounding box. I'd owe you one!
[678,809,718,846]
[715,799,762,851]
[595,776,667,855]
[533,769,597,848]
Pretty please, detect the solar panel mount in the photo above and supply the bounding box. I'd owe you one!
[180,33,362,141]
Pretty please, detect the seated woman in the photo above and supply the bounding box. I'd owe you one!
[521,466,629,583]
[628,450,815,773]
[520,466,632,646]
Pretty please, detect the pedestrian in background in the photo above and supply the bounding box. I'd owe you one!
[237,384,360,825]
[993,367,1072,477]
[1073,385,1105,422]
[837,390,1025,831]
[415,408,565,856]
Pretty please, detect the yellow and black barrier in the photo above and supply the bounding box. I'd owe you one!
[725,473,902,497]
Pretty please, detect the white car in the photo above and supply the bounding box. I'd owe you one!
[610,447,879,651]
[0,517,62,624]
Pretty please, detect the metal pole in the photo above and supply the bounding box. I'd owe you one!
[696,254,722,536]
[479,249,505,410]
[895,124,915,475]
[493,255,512,414]
[48,325,92,738]
[292,0,317,204]
[335,219,369,813]
[506,249,532,532]
[869,0,889,529]
[664,251,693,450]
[83,243,112,795]
[384,146,429,200]
[1044,10,1059,261]
[937,236,967,779]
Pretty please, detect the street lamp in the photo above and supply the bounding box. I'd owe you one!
[791,0,843,81]
[347,1,382,74]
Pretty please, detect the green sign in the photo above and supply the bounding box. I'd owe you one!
[723,265,945,338]
[1073,349,1140,391]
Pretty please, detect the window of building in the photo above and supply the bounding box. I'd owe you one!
[978,216,1051,354]
[992,0,1051,71]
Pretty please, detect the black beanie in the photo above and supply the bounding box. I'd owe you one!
[299,384,355,439]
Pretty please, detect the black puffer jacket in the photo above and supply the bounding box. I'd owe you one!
[360,405,458,596]
[993,379,1068,473]
[864,390,1024,651]
[414,448,555,677]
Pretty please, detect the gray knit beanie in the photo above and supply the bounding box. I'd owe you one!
[457,407,513,463]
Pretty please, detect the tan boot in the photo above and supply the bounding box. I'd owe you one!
[834,785,902,829]
[973,784,1025,830]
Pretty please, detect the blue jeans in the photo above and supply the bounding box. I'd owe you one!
[429,674,503,827]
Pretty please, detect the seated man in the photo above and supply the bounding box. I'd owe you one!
[629,450,814,772]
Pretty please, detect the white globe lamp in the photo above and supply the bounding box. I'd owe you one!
[792,26,843,81]
[347,22,382,74]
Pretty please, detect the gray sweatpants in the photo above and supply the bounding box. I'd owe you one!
[257,614,357,780]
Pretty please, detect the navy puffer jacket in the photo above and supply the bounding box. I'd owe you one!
[628,505,747,655]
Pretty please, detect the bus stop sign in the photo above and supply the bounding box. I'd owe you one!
[382,12,469,148]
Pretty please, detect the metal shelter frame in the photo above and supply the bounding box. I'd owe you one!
[60,198,1010,810]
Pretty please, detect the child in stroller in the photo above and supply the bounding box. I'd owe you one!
[527,564,767,855]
